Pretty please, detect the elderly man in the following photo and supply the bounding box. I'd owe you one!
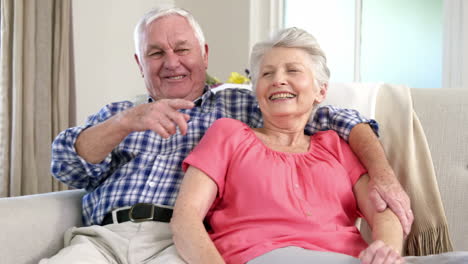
[45,7,412,264]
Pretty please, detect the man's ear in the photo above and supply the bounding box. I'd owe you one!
[134,54,144,77]
[203,44,209,69]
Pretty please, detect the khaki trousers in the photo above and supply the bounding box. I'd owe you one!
[39,221,186,264]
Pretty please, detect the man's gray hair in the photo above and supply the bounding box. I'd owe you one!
[249,27,330,90]
[134,7,206,58]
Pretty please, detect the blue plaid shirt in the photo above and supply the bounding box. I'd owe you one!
[51,87,378,226]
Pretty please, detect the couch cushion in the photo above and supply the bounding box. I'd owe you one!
[411,88,468,251]
[0,189,85,264]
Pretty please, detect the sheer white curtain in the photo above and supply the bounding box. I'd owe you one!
[0,0,74,197]
[443,0,468,89]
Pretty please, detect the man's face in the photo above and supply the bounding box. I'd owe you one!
[135,15,208,101]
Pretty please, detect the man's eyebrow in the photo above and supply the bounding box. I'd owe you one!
[146,44,162,52]
[146,41,189,53]
[174,40,189,47]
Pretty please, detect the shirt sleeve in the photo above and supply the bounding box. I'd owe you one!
[183,118,242,198]
[305,105,380,142]
[50,101,134,190]
[316,131,368,186]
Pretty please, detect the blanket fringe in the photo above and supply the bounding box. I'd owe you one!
[405,224,453,256]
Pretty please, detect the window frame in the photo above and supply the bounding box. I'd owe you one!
[251,0,364,82]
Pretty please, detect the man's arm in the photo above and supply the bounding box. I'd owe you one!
[348,123,414,237]
[354,174,404,264]
[76,99,194,164]
[51,98,194,190]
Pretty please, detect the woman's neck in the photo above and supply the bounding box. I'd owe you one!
[253,117,310,153]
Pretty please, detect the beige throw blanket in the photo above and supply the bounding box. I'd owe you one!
[375,84,453,255]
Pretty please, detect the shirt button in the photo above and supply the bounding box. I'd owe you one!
[148,181,156,187]
[294,184,299,188]
[306,212,312,216]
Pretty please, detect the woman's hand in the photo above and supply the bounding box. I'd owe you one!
[359,240,404,264]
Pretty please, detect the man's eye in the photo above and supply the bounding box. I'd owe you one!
[176,49,189,54]
[149,51,163,57]
[288,69,299,72]
[262,72,272,77]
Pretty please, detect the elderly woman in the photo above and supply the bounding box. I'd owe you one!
[171,27,403,264]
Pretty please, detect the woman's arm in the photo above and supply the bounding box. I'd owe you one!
[353,174,404,264]
[171,166,225,264]
[349,123,413,237]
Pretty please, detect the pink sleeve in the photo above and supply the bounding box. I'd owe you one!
[182,118,243,197]
[317,131,367,185]
[336,136,367,185]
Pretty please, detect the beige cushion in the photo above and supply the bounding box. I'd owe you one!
[0,189,85,264]
[411,88,468,251]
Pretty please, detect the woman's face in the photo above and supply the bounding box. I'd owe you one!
[255,47,326,122]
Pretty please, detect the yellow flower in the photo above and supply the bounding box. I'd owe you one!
[227,72,250,84]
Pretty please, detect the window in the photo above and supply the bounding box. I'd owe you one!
[284,0,443,88]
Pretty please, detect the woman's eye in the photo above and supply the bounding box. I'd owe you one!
[262,72,272,77]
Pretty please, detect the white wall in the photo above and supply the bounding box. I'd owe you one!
[72,0,174,124]
[176,0,251,82]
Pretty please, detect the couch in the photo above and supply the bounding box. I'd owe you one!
[0,87,467,264]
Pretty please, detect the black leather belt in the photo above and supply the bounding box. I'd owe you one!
[101,203,173,225]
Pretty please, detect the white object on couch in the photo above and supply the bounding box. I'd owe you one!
[322,82,382,118]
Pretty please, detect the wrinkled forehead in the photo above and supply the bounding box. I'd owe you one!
[140,16,199,54]
[260,47,314,68]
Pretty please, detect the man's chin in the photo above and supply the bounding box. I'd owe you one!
[163,91,199,101]
[155,81,203,99]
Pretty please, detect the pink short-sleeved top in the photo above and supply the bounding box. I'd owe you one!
[182,118,368,264]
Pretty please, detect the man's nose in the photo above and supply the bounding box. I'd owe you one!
[164,52,180,69]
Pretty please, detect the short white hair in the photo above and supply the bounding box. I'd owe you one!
[249,27,330,90]
[133,7,206,58]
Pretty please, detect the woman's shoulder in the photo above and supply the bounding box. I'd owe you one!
[312,130,340,141]
[206,118,251,142]
[201,118,253,153]
[211,118,250,131]
[311,130,344,152]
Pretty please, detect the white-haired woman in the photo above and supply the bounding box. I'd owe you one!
[171,27,403,264]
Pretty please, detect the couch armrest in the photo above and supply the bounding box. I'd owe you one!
[0,189,85,264]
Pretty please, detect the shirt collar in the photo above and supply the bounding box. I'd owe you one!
[147,85,212,106]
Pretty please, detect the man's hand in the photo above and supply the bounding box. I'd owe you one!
[348,123,414,237]
[75,98,194,164]
[120,98,194,138]
[368,171,414,237]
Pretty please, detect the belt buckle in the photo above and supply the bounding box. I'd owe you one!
[128,203,155,223]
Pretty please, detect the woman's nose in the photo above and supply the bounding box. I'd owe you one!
[272,73,287,87]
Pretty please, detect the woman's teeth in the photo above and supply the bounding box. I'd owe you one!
[269,93,296,100]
